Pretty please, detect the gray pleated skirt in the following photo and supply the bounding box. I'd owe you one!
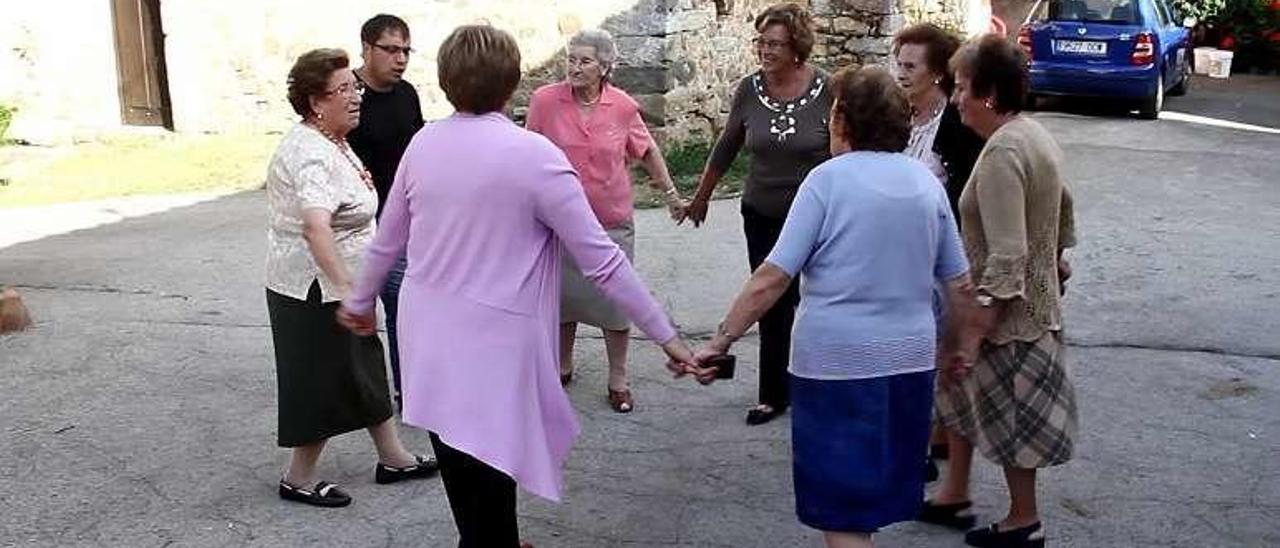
[560,221,635,331]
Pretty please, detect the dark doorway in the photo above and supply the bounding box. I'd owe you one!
[110,0,173,129]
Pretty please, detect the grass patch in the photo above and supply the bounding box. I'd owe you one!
[633,139,748,209]
[0,104,15,144]
[0,132,277,208]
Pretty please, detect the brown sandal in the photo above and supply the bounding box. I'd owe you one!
[607,389,633,413]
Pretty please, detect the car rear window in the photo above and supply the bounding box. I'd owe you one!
[1031,0,1140,23]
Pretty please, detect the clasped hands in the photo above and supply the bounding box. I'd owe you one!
[337,305,377,336]
[662,335,738,386]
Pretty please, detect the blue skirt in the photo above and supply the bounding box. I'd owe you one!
[791,370,935,533]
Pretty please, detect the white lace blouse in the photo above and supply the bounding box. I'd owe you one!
[265,123,377,303]
[905,107,947,185]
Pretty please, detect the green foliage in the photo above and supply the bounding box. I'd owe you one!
[632,138,750,209]
[1202,0,1280,72]
[0,104,15,144]
[1172,0,1229,22]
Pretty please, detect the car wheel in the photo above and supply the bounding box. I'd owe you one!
[1139,74,1163,120]
[1169,56,1191,97]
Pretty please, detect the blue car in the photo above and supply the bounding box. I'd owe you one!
[1020,0,1193,119]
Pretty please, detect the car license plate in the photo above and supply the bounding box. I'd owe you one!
[1056,40,1107,55]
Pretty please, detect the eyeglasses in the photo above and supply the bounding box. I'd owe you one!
[752,37,791,51]
[372,43,413,56]
[321,81,366,97]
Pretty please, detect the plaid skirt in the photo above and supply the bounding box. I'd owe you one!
[936,331,1077,468]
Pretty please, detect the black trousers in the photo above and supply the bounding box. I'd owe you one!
[742,205,800,409]
[429,433,520,548]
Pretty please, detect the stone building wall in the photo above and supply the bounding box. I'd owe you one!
[599,0,781,142]
[809,0,985,73]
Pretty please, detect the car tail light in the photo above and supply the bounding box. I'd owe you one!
[1132,32,1155,65]
[1018,25,1034,59]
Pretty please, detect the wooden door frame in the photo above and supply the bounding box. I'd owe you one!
[109,0,174,129]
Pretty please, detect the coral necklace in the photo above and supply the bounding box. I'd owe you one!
[306,120,373,190]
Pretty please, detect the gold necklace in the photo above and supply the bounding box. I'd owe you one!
[306,120,374,190]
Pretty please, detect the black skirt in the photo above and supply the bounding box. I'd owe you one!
[267,281,393,447]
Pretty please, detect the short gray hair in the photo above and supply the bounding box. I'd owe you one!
[568,29,618,72]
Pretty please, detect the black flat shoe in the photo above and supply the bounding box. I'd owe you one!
[279,480,351,507]
[917,499,977,530]
[745,404,786,425]
[375,454,439,484]
[965,522,1045,548]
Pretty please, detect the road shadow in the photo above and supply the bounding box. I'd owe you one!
[1030,74,1280,127]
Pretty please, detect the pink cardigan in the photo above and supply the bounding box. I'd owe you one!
[345,112,677,501]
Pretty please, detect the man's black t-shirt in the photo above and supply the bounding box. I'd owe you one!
[348,76,425,218]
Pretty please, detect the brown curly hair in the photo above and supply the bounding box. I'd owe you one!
[832,66,911,152]
[755,3,816,63]
[286,48,350,118]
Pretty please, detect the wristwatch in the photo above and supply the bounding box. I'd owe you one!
[715,321,741,343]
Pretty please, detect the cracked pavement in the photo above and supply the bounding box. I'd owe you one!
[2,75,1279,547]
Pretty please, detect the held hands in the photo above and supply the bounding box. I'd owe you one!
[667,198,689,224]
[662,186,689,225]
[336,305,377,336]
[685,197,709,227]
[661,338,718,383]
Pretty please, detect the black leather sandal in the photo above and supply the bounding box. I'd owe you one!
[278,480,351,507]
[375,454,439,484]
[964,521,1045,548]
[745,404,786,425]
[917,499,977,530]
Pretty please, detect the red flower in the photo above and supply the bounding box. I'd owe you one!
[1220,35,1237,49]
[1270,0,1280,11]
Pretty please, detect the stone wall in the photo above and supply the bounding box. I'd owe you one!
[603,0,780,143]
[809,0,988,72]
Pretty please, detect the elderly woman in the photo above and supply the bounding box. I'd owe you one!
[688,2,833,426]
[697,66,971,548]
[264,48,436,508]
[339,26,702,547]
[893,23,986,214]
[526,29,687,413]
[893,22,988,479]
[919,34,1078,548]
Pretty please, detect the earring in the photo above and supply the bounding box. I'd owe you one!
[317,112,324,120]
[983,100,994,109]
[934,78,942,85]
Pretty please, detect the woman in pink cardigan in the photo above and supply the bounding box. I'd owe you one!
[339,25,705,548]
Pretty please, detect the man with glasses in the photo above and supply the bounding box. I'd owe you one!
[348,14,426,423]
